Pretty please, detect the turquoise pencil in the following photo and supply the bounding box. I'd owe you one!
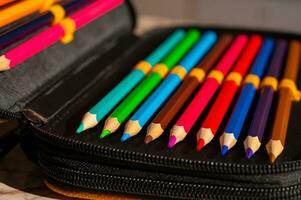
[121,31,217,142]
[76,30,186,133]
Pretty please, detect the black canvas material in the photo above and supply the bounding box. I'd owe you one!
[1,1,301,199]
[28,26,301,199]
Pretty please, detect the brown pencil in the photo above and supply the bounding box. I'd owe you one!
[145,34,233,144]
[266,40,301,163]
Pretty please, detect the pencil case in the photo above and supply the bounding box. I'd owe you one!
[1,1,301,199]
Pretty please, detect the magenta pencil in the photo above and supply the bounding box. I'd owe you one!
[168,34,248,148]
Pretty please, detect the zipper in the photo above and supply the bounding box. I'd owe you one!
[39,152,301,200]
[0,109,22,120]
[34,125,301,176]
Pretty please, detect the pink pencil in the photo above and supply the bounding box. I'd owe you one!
[168,34,248,148]
[0,0,124,71]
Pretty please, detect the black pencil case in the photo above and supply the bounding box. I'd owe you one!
[1,1,301,199]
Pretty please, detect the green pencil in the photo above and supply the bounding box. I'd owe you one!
[100,29,200,138]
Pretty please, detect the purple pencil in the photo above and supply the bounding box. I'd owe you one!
[244,40,287,159]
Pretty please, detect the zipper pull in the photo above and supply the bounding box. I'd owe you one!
[22,109,47,127]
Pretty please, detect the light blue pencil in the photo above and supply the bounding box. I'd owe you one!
[121,31,217,142]
[76,30,186,133]
[219,38,274,155]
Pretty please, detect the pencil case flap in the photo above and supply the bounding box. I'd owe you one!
[28,26,301,199]
[0,1,135,116]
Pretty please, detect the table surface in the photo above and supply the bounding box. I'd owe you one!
[0,16,190,200]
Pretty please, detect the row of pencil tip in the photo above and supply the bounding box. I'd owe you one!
[75,29,301,163]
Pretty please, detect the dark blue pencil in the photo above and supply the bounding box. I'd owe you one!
[244,40,287,159]
[0,0,90,50]
[219,38,274,155]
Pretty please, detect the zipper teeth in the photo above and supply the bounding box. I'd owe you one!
[39,159,301,200]
[35,127,301,175]
[0,109,22,120]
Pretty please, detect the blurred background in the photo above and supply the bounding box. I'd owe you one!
[133,0,301,33]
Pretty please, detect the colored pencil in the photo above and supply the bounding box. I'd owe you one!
[0,0,90,50]
[145,34,233,144]
[0,0,124,71]
[0,0,15,7]
[202,35,262,155]
[0,0,58,28]
[196,35,261,153]
[205,38,273,154]
[266,40,301,163]
[168,34,248,148]
[244,40,287,159]
[121,31,217,142]
[76,30,186,133]
[100,29,200,139]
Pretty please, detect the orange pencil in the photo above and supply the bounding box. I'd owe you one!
[0,0,57,27]
[0,0,15,7]
[266,40,301,163]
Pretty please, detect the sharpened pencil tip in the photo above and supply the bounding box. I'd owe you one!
[196,139,205,151]
[100,130,111,139]
[121,133,131,142]
[221,145,229,156]
[168,135,177,149]
[76,123,84,134]
[0,55,10,71]
[269,153,276,164]
[144,135,153,144]
[246,148,254,160]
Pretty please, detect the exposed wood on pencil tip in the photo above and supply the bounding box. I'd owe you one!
[168,126,187,148]
[265,140,284,161]
[0,55,10,71]
[171,125,187,136]
[124,120,142,136]
[104,117,120,130]
[243,136,261,157]
[219,132,237,151]
[146,123,164,141]
[197,128,214,149]
[77,112,98,133]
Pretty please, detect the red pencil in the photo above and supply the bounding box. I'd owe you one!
[196,35,262,154]
[168,34,248,148]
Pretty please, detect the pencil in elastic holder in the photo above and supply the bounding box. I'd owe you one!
[49,4,66,25]
[39,0,57,13]
[278,79,301,101]
[260,76,278,91]
[207,69,224,84]
[244,74,260,89]
[59,18,76,44]
[189,68,206,82]
[226,71,243,86]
